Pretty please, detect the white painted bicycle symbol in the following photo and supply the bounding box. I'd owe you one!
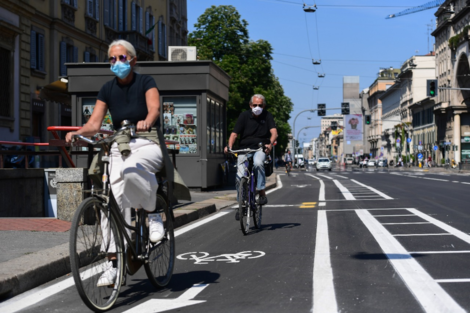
[177,251,266,265]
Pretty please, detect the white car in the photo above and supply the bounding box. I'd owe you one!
[316,158,332,171]
[308,159,316,165]
[345,157,354,165]
[367,160,376,167]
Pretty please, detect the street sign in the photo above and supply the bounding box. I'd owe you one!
[381,147,384,151]
[418,153,423,160]
[419,141,422,145]
[418,145,423,151]
[396,138,401,143]
[407,138,412,143]
[433,145,438,151]
[369,153,372,156]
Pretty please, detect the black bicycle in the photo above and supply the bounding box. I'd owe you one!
[69,123,175,312]
[229,147,264,235]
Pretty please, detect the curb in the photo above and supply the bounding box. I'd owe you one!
[0,174,278,300]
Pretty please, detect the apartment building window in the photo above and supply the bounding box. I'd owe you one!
[158,19,167,58]
[86,0,100,20]
[145,10,155,51]
[118,0,128,31]
[131,1,143,33]
[30,29,45,73]
[84,49,97,62]
[0,47,12,118]
[62,0,78,8]
[60,41,78,76]
[104,0,117,29]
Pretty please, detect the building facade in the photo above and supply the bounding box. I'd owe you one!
[433,0,470,164]
[0,0,187,147]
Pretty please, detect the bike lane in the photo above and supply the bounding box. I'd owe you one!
[6,172,322,313]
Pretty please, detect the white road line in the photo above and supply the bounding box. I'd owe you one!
[409,250,470,254]
[436,279,470,283]
[312,210,337,313]
[382,222,431,225]
[333,180,355,200]
[174,211,230,237]
[356,210,465,313]
[332,175,348,179]
[393,233,452,236]
[350,179,393,200]
[462,182,470,185]
[316,174,334,180]
[452,181,460,183]
[263,204,297,207]
[422,177,449,182]
[373,214,416,217]
[319,202,326,206]
[305,174,325,201]
[326,208,414,212]
[266,174,283,195]
[408,208,470,244]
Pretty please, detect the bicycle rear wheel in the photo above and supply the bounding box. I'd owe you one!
[70,197,124,312]
[145,190,175,288]
[253,197,262,229]
[238,178,250,235]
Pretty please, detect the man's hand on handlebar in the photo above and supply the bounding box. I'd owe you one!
[264,143,272,154]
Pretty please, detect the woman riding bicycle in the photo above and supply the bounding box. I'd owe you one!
[65,39,189,287]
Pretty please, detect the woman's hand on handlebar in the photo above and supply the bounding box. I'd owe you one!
[136,120,151,132]
[65,131,80,144]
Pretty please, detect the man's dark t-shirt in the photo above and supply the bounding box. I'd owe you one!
[233,110,276,149]
[97,73,157,130]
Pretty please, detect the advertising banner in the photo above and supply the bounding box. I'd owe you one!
[344,114,363,142]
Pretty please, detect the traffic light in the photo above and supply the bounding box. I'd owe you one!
[331,121,337,131]
[341,102,350,115]
[365,115,371,125]
[317,103,326,116]
[427,79,438,97]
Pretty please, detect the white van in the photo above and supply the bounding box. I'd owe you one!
[295,154,305,168]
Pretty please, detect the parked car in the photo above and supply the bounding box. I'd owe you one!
[316,157,332,171]
[308,159,316,166]
[345,157,354,165]
[367,160,376,167]
[377,159,388,167]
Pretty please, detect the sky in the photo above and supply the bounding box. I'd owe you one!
[187,0,440,144]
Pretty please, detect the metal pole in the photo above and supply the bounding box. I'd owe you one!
[292,109,315,165]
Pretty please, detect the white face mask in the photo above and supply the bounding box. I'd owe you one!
[252,106,263,116]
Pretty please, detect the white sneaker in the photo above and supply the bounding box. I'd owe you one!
[149,213,164,243]
[97,262,117,287]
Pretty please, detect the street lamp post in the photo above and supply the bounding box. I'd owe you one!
[292,109,316,164]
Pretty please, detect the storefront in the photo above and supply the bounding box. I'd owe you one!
[66,61,230,189]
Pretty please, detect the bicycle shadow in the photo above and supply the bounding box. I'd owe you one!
[115,271,220,307]
[244,222,301,235]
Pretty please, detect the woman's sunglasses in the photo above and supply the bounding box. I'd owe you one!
[108,54,131,64]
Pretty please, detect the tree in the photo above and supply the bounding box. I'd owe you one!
[188,5,293,156]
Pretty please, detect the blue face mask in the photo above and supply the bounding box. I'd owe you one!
[110,60,132,79]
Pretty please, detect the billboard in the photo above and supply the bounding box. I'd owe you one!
[344,114,363,142]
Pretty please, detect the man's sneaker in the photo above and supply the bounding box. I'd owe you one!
[257,196,268,205]
[235,209,240,221]
[149,213,164,243]
[97,262,117,287]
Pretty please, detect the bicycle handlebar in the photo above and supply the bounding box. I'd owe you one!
[228,147,264,154]
[71,123,136,147]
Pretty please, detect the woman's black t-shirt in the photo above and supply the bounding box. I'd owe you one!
[97,73,157,130]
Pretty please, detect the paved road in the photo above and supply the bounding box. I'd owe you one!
[2,168,470,313]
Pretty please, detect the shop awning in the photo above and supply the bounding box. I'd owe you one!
[39,79,70,106]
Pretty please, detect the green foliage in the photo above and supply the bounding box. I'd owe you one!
[188,5,293,156]
[448,25,470,50]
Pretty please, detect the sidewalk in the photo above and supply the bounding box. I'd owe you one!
[0,174,277,300]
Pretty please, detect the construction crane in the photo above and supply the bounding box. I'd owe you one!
[386,0,444,19]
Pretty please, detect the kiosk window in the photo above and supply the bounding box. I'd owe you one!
[162,97,197,154]
[207,97,211,154]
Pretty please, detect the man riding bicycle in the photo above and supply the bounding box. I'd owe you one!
[284,150,292,173]
[224,94,278,219]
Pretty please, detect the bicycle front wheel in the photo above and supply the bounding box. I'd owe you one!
[145,190,175,288]
[239,177,250,235]
[253,198,262,229]
[70,197,124,312]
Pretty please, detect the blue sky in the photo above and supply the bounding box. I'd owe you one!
[187,0,439,143]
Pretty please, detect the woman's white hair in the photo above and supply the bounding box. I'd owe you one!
[108,39,136,58]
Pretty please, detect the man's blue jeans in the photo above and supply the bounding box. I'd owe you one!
[236,150,266,198]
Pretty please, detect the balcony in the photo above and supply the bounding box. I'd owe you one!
[119,31,153,60]
[170,1,179,23]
